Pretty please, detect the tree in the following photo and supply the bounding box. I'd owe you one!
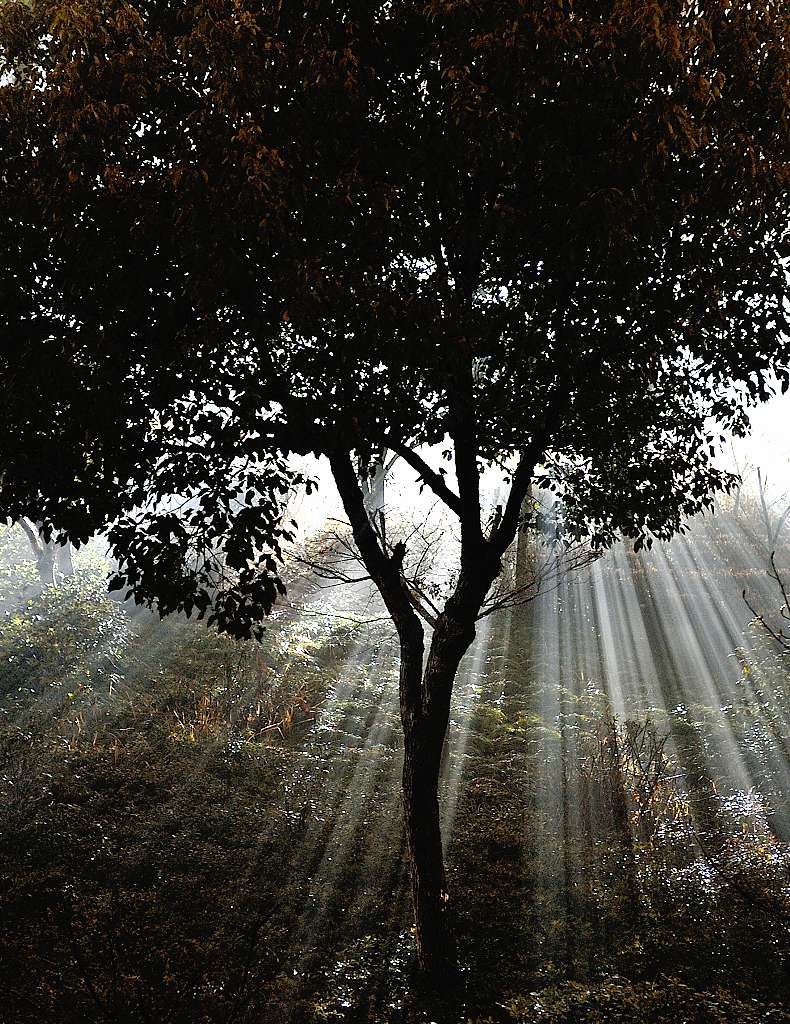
[1,0,789,976]
[755,468,790,553]
[16,519,75,587]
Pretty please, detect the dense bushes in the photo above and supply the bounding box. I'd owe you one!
[0,559,130,701]
[491,978,789,1024]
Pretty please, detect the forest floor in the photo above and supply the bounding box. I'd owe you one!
[0,524,789,1024]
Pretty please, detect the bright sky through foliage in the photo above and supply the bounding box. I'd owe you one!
[731,392,790,497]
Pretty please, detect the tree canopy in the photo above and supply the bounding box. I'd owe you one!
[2,1,789,639]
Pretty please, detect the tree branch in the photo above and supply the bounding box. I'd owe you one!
[379,435,463,517]
[18,517,43,557]
[328,449,420,637]
[489,390,568,559]
[489,453,538,560]
[447,358,484,554]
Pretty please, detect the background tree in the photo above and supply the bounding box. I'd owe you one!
[16,519,75,587]
[755,468,790,554]
[1,0,789,975]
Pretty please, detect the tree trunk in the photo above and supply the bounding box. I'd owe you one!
[18,519,57,588]
[56,541,75,578]
[36,546,56,587]
[364,459,387,513]
[514,486,535,590]
[400,609,477,975]
[328,447,503,977]
[402,708,453,974]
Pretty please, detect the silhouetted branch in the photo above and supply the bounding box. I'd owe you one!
[743,550,790,654]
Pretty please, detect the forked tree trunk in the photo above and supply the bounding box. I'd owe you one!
[329,448,506,976]
[18,519,61,588]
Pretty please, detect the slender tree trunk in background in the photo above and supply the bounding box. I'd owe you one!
[56,541,74,578]
[364,458,387,513]
[36,547,56,587]
[514,489,534,591]
[359,450,397,515]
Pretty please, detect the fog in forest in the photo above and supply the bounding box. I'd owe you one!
[1,396,789,1023]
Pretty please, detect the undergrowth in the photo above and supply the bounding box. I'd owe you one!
[0,534,788,1023]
